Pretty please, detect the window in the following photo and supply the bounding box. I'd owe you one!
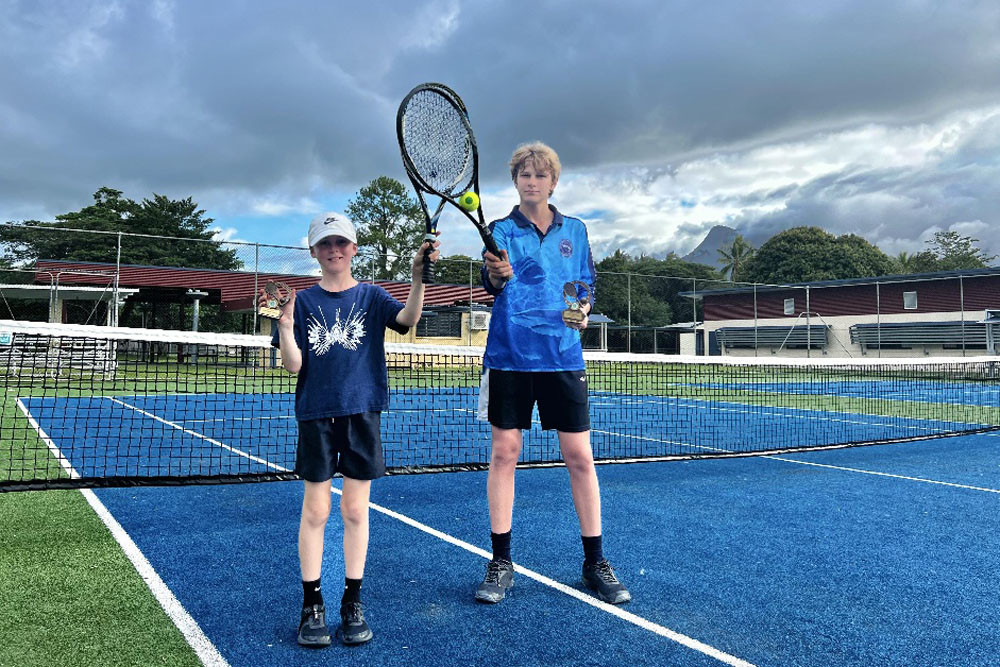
[783,298,795,316]
[903,291,917,310]
[416,311,462,338]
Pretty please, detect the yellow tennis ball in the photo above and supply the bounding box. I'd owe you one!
[458,191,479,211]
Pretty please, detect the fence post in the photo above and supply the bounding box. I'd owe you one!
[753,283,758,357]
[253,243,261,334]
[960,275,966,357]
[468,258,474,346]
[876,281,881,358]
[627,273,632,353]
[806,286,811,358]
[113,232,122,326]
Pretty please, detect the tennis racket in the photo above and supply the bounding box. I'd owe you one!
[396,82,501,284]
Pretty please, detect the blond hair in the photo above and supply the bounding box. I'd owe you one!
[508,141,562,183]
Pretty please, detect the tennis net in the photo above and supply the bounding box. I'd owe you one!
[2,320,999,491]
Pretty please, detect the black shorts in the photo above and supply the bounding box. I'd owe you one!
[481,369,590,432]
[295,412,386,482]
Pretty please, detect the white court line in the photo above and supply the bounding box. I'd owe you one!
[108,397,278,468]
[762,455,1000,494]
[79,489,231,667]
[16,397,230,667]
[589,419,1000,494]
[331,485,757,667]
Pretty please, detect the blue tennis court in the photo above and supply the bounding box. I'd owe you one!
[12,378,1000,666]
[82,430,1000,667]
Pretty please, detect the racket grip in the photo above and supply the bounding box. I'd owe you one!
[482,235,509,284]
[421,244,435,284]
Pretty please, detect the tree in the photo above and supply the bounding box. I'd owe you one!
[925,230,996,271]
[0,187,240,271]
[717,235,755,282]
[891,231,997,275]
[345,177,424,280]
[904,250,942,274]
[433,254,483,286]
[893,251,915,274]
[593,250,717,326]
[740,226,895,284]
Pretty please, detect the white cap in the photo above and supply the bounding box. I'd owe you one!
[308,212,357,247]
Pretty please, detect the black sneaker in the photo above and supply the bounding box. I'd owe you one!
[339,601,373,645]
[297,604,332,647]
[582,559,631,604]
[475,558,514,603]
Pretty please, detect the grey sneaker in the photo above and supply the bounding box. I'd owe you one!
[475,558,514,603]
[297,604,332,647]
[582,559,631,604]
[338,601,373,645]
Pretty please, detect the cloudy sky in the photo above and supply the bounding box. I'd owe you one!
[4,0,1000,265]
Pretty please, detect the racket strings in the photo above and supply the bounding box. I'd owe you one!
[402,90,475,196]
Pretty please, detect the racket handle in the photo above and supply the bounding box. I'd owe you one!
[421,243,435,285]
[481,234,509,284]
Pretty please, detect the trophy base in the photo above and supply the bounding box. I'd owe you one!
[562,310,586,326]
[258,306,282,319]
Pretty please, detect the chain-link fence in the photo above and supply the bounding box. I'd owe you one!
[0,224,314,333]
[2,223,997,357]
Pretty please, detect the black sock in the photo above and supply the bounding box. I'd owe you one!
[491,530,512,562]
[342,578,363,606]
[582,535,604,566]
[302,578,323,608]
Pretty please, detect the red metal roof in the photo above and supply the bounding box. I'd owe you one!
[34,259,494,311]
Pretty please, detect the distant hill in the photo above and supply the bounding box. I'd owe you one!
[681,225,738,268]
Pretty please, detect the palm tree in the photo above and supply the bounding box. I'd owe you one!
[718,235,755,282]
[894,251,914,274]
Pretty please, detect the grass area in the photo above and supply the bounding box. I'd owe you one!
[0,490,201,667]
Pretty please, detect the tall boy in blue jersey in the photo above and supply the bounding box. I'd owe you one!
[474,142,630,605]
[266,212,439,648]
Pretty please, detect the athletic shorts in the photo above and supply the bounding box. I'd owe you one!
[478,369,590,432]
[295,412,385,482]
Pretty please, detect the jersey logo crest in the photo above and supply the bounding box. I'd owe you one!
[559,239,573,257]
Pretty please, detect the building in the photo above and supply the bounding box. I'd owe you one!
[684,267,1000,357]
[25,259,496,346]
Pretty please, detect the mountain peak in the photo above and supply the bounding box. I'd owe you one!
[681,225,738,267]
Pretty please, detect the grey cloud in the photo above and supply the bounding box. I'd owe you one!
[3,0,1000,259]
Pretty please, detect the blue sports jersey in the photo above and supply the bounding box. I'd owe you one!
[481,205,596,371]
[271,282,407,420]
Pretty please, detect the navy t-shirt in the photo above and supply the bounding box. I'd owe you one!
[271,282,407,420]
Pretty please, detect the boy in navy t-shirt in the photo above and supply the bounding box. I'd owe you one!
[266,212,438,648]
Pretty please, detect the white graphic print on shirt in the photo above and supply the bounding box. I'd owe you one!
[307,304,366,354]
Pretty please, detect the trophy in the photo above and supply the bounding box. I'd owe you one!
[258,281,292,319]
[562,281,591,327]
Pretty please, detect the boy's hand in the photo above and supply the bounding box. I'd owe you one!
[565,311,589,331]
[257,287,296,325]
[412,232,441,277]
[483,249,512,287]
